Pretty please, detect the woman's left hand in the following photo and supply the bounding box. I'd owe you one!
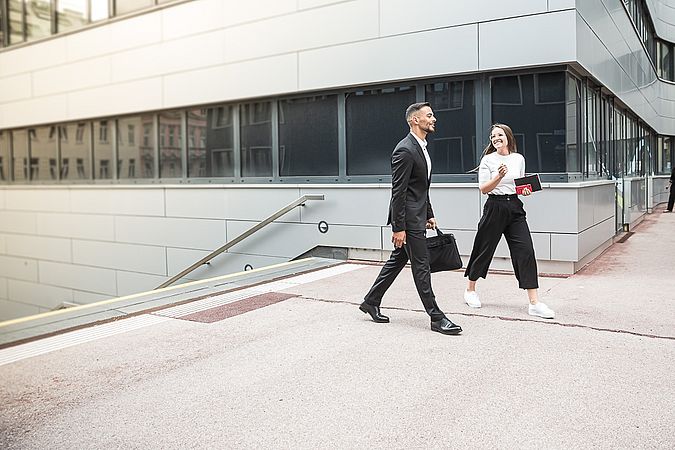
[521,187,532,196]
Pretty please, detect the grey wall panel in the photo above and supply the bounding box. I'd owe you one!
[72,240,167,275]
[593,184,616,224]
[429,186,482,230]
[7,279,73,310]
[380,0,548,36]
[0,299,42,322]
[479,10,577,71]
[5,235,72,263]
[0,277,7,299]
[115,216,226,251]
[298,25,479,91]
[116,271,169,297]
[0,255,38,282]
[646,0,675,42]
[579,187,595,231]
[165,189,229,219]
[162,0,296,41]
[0,38,67,78]
[521,188,578,233]
[578,217,615,258]
[72,290,113,305]
[36,213,115,241]
[167,247,287,282]
[222,0,379,64]
[550,233,578,261]
[6,189,70,213]
[34,56,112,97]
[549,0,576,9]
[227,221,381,257]
[38,261,117,296]
[70,189,165,216]
[0,74,32,104]
[0,212,37,234]
[299,187,390,226]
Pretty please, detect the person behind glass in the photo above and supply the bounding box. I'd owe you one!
[359,102,462,335]
[664,166,675,212]
[463,124,555,319]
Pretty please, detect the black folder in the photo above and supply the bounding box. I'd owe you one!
[513,174,542,192]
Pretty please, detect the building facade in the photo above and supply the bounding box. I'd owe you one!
[0,0,674,320]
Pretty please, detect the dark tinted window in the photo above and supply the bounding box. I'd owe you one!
[425,81,476,174]
[346,86,416,176]
[0,132,8,181]
[118,115,155,179]
[492,73,566,172]
[279,95,338,177]
[11,130,29,181]
[241,101,272,177]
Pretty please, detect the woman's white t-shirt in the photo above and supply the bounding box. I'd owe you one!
[477,152,525,195]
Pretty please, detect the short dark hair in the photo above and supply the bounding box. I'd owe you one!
[405,102,431,122]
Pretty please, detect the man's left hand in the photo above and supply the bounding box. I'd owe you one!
[426,218,437,229]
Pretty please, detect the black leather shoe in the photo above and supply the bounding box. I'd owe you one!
[359,302,389,323]
[431,317,462,335]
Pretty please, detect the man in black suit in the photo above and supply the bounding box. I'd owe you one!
[359,102,462,335]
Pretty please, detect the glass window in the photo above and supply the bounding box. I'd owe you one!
[57,0,88,32]
[657,136,672,174]
[346,86,416,176]
[94,120,113,179]
[26,0,52,42]
[279,95,338,177]
[492,73,566,173]
[29,126,57,181]
[114,0,153,16]
[60,122,91,180]
[425,81,476,174]
[9,0,25,44]
[159,111,182,178]
[188,106,234,178]
[118,115,154,179]
[0,132,9,181]
[658,41,674,81]
[240,101,272,177]
[90,0,108,21]
[12,129,29,182]
[0,3,5,48]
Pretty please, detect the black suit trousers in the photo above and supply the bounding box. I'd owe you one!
[668,184,675,211]
[363,229,445,321]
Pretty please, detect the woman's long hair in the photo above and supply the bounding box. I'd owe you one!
[468,123,518,172]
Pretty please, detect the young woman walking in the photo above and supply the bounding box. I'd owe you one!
[463,124,555,319]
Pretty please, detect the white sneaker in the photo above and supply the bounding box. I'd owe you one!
[528,302,555,319]
[464,290,481,308]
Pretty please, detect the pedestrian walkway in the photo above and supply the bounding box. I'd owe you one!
[1,208,674,449]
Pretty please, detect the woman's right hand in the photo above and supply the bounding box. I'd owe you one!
[497,163,508,179]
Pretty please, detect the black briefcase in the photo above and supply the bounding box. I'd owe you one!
[427,229,463,272]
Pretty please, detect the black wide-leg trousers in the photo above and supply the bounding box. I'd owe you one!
[464,195,539,289]
[667,184,675,211]
[363,229,445,321]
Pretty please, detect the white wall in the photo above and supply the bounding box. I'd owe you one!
[0,0,578,129]
[646,0,675,42]
[0,182,615,320]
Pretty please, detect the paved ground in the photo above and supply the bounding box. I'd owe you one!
[1,208,674,449]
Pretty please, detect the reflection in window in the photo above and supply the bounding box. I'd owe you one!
[492,73,566,173]
[159,111,182,178]
[9,0,25,44]
[240,102,272,177]
[657,41,674,80]
[94,120,113,179]
[346,86,416,176]
[29,126,56,180]
[279,95,338,177]
[425,81,476,174]
[0,132,9,181]
[57,0,88,32]
[115,0,154,15]
[26,0,52,42]
[60,122,91,180]
[12,130,29,182]
[657,137,672,174]
[0,3,4,48]
[187,108,231,178]
[118,115,154,179]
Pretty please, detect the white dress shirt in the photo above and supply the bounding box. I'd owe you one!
[410,132,432,179]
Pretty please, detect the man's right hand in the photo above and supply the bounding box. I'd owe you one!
[392,231,406,248]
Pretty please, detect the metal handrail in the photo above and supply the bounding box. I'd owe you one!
[155,194,325,289]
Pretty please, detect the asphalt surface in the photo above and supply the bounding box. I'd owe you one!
[1,207,674,449]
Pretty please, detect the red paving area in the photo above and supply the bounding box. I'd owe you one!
[178,292,299,323]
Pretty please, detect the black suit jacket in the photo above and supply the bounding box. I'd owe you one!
[387,133,435,232]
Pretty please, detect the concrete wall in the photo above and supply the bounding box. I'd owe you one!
[0,182,615,320]
[646,0,675,42]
